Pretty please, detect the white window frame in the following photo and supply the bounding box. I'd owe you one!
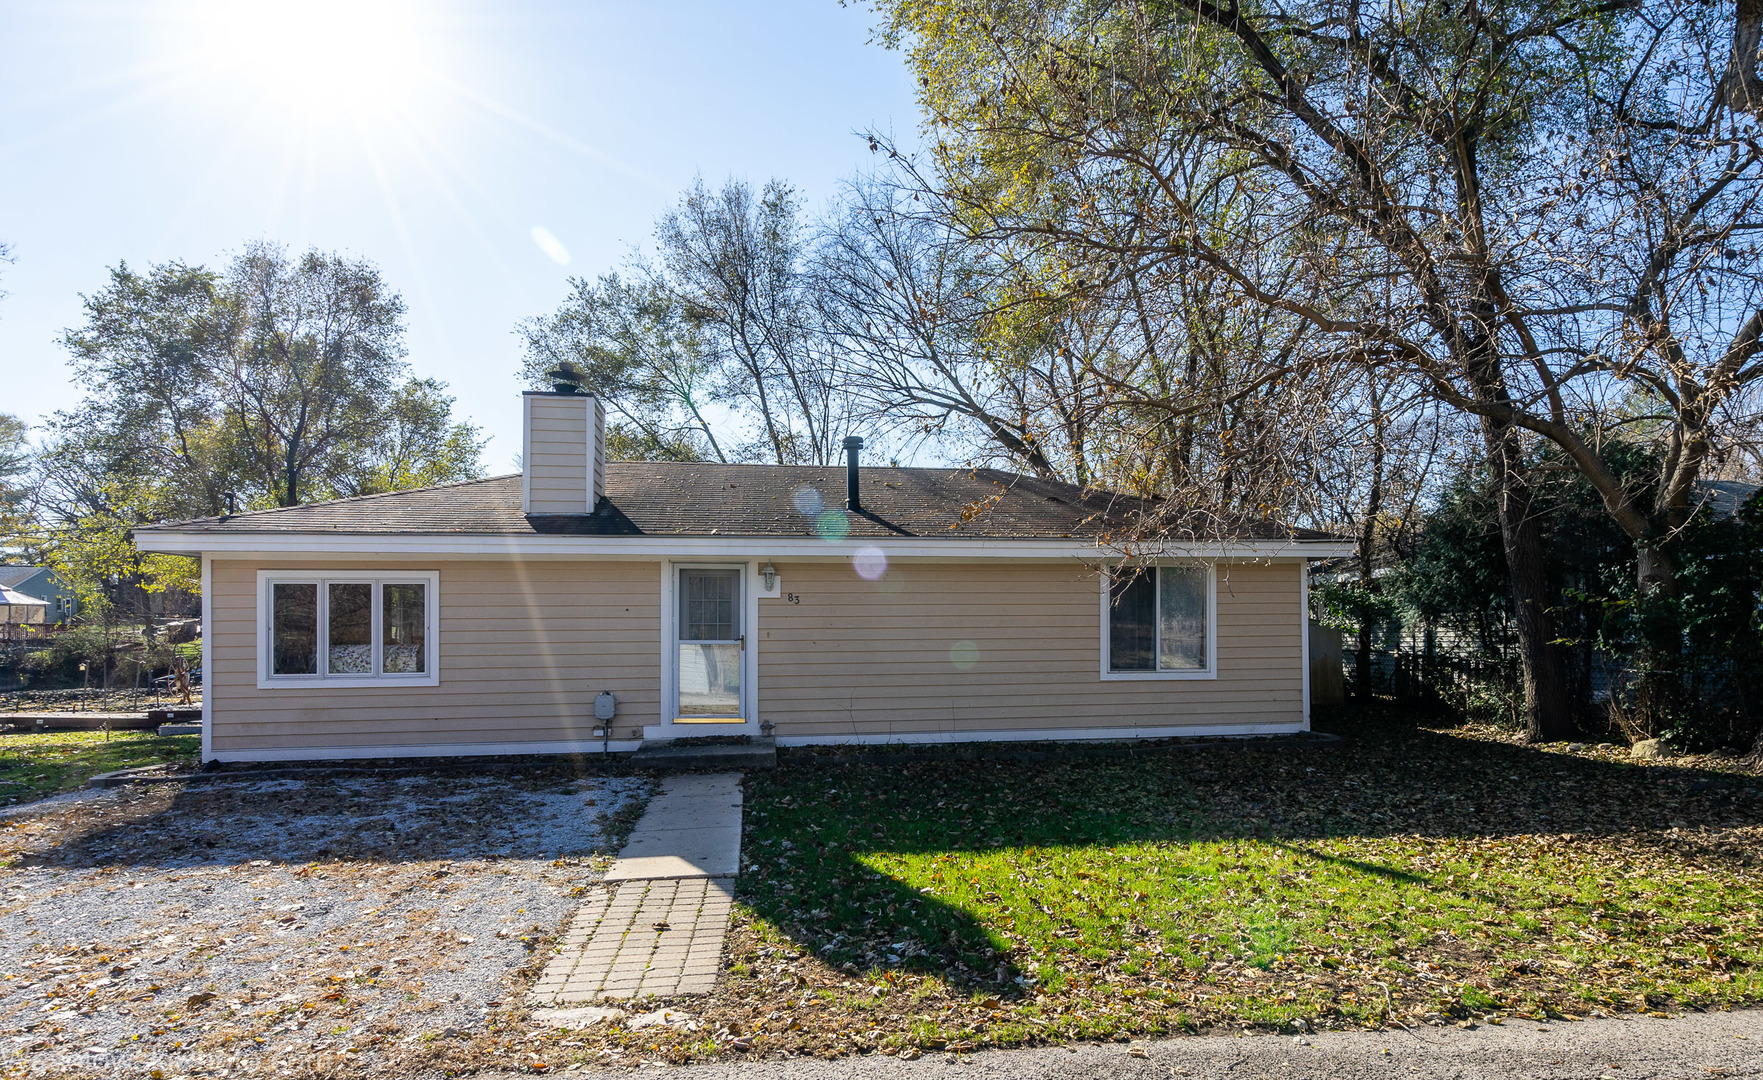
[256,569,440,689]
[1098,561,1219,681]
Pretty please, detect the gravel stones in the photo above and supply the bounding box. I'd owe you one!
[0,768,647,1077]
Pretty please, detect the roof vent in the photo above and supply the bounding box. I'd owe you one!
[843,436,864,512]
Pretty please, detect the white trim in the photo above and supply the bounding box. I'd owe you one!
[521,394,534,515]
[1098,561,1219,681]
[200,553,213,764]
[208,738,643,763]
[652,561,759,739]
[255,570,440,689]
[206,723,1309,760]
[136,530,1357,561]
[1300,561,1312,730]
[775,721,1306,747]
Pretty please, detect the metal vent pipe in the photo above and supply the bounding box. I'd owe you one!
[843,436,864,511]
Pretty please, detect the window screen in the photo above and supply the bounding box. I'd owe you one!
[382,583,427,674]
[1108,570,1156,671]
[272,583,318,675]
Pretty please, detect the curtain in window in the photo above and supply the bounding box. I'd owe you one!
[326,583,373,674]
[1157,566,1207,670]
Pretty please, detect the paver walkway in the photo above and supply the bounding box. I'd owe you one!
[531,772,743,1003]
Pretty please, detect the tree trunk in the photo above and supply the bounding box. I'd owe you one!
[1628,540,1684,738]
[1486,427,1575,741]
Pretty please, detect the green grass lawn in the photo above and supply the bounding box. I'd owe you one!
[588,711,1763,1061]
[0,731,201,807]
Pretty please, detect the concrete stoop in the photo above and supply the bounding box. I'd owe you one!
[630,737,776,771]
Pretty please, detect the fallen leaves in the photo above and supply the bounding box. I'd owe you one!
[567,710,1763,1063]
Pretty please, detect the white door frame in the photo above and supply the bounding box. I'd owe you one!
[651,560,760,739]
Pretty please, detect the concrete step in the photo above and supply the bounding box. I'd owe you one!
[629,737,776,771]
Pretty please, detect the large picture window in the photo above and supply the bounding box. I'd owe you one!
[1101,563,1216,679]
[258,571,438,687]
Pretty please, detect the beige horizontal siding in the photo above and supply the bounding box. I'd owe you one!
[756,560,1302,738]
[525,395,591,514]
[208,555,1305,758]
[209,558,659,753]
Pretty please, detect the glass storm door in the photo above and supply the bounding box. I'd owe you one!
[676,568,743,722]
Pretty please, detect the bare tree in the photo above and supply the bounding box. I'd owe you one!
[872,0,1763,739]
[654,178,864,465]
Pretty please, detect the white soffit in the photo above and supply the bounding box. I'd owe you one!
[133,531,1356,561]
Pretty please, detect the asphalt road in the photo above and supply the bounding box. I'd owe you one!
[572,1009,1763,1079]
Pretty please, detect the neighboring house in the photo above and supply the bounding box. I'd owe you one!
[134,382,1353,764]
[0,584,49,640]
[0,566,76,624]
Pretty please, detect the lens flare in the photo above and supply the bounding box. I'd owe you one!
[531,226,571,265]
[814,511,850,541]
[852,546,887,581]
[949,640,980,670]
[792,485,824,516]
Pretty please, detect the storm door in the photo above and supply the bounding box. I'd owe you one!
[674,567,744,722]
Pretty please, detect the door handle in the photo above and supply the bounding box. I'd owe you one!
[740,634,746,651]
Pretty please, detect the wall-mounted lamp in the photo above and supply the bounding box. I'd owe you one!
[760,563,778,592]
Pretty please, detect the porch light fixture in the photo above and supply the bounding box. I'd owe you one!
[760,563,778,592]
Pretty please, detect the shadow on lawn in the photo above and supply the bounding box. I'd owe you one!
[4,757,643,872]
[737,711,1763,991]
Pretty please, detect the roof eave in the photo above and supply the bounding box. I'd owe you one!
[132,529,1358,560]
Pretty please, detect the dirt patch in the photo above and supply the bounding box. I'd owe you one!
[0,768,648,1077]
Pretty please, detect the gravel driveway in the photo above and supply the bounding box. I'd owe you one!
[0,767,648,1078]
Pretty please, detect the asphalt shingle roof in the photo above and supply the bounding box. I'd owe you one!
[0,567,47,589]
[137,462,1328,542]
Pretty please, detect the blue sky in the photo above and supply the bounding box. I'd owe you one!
[0,0,921,471]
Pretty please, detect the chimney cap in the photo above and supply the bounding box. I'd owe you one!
[842,435,865,450]
[545,364,588,394]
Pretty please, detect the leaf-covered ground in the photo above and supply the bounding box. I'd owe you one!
[0,732,199,808]
[571,709,1763,1062]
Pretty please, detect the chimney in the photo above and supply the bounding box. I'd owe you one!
[843,435,864,511]
[522,367,604,515]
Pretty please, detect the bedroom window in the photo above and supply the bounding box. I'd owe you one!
[1102,564,1216,679]
[259,571,438,686]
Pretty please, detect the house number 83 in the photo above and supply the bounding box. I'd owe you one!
[785,592,801,605]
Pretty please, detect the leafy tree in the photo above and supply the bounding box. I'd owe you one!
[0,413,32,545]
[519,273,726,462]
[47,242,482,522]
[333,377,488,496]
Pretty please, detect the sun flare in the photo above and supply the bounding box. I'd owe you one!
[187,0,431,125]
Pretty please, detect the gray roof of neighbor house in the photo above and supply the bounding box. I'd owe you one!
[1699,479,1761,520]
[0,566,51,589]
[135,463,1334,542]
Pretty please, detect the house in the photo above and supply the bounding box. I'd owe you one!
[0,566,77,624]
[0,584,49,641]
[132,380,1353,764]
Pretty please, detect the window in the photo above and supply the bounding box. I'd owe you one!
[258,571,438,686]
[1101,563,1215,679]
